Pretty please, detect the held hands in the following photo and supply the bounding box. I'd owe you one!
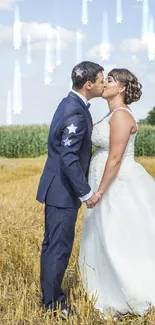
[85,192,102,209]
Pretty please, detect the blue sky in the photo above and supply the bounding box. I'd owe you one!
[0,0,155,126]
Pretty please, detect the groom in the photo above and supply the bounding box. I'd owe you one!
[36,61,104,317]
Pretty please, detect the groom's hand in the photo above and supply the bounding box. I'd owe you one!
[85,192,102,208]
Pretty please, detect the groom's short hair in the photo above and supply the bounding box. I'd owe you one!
[71,61,104,89]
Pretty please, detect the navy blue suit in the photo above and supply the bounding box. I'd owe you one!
[36,91,93,310]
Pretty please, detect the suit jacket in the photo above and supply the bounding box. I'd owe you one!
[36,91,93,208]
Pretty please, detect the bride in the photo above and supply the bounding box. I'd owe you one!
[79,68,155,320]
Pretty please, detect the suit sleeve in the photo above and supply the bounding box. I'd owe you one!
[60,113,92,198]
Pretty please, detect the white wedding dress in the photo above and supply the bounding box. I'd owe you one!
[79,107,155,317]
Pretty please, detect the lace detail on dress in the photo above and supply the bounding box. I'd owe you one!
[90,107,138,187]
[92,107,137,156]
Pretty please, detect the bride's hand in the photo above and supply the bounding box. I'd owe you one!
[95,191,103,200]
[86,192,102,208]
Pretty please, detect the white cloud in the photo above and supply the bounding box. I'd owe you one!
[131,55,139,64]
[0,0,13,10]
[0,22,81,51]
[0,0,26,10]
[87,43,113,60]
[121,38,147,53]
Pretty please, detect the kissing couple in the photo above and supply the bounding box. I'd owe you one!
[36,61,155,321]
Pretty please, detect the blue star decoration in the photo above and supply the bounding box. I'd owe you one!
[63,123,78,146]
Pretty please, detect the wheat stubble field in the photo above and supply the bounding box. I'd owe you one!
[0,156,155,325]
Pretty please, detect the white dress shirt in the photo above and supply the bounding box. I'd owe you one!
[71,89,93,202]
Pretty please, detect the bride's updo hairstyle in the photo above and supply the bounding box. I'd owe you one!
[108,68,142,105]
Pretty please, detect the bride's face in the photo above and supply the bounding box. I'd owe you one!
[102,75,123,99]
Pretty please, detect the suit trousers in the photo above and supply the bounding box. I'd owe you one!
[40,205,78,310]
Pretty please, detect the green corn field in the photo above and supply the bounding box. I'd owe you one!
[0,124,155,158]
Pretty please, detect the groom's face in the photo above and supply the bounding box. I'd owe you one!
[89,72,105,97]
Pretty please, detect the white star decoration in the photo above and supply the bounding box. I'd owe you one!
[63,138,72,146]
[149,55,155,61]
[56,60,61,66]
[67,123,78,134]
[75,68,83,77]
[46,64,55,73]
[101,53,110,61]
[44,78,51,85]
[27,57,32,64]
[116,17,122,23]
[82,19,88,25]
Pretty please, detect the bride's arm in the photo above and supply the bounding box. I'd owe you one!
[97,110,134,196]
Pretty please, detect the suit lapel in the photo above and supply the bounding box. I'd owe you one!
[68,91,93,126]
[85,105,93,127]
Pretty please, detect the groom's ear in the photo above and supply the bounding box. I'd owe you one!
[85,81,92,90]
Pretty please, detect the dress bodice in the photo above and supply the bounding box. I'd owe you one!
[92,107,138,158]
